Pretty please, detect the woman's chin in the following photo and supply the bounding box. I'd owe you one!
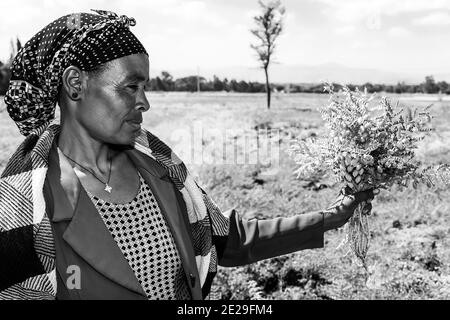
[124,128,141,145]
[109,133,138,147]
[121,135,138,146]
[97,127,141,146]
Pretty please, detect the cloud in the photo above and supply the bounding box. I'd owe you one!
[387,26,411,37]
[334,25,356,35]
[318,0,450,24]
[2,0,450,81]
[245,9,260,20]
[351,40,383,49]
[413,12,450,26]
[157,0,227,28]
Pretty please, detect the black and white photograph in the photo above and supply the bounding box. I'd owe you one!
[0,0,449,303]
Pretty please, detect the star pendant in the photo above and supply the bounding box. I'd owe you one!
[104,184,112,193]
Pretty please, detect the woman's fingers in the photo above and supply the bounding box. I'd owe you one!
[342,185,352,196]
[327,186,378,214]
[353,188,374,203]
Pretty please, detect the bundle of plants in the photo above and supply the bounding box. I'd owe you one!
[288,84,449,269]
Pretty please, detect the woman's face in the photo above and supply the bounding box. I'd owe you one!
[76,53,150,146]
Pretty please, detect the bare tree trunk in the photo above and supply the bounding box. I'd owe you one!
[264,66,271,109]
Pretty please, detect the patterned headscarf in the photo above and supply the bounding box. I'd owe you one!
[4,9,148,136]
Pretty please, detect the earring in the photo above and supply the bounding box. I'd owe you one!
[71,92,78,99]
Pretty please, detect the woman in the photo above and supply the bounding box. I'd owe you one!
[0,10,374,300]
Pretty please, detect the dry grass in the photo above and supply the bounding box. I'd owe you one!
[1,92,449,299]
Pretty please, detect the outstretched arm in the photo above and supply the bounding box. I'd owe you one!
[218,188,374,267]
[218,209,324,267]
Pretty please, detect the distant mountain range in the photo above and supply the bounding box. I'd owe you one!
[152,62,450,85]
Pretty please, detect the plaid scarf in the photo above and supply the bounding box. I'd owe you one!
[0,123,230,299]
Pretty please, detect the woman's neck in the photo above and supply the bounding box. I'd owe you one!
[58,122,114,175]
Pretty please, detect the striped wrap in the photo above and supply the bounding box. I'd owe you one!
[0,122,230,299]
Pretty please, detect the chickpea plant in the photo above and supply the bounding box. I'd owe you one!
[288,84,449,269]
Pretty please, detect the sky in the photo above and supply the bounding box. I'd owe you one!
[1,0,450,83]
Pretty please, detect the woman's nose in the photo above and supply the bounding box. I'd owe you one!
[136,88,150,112]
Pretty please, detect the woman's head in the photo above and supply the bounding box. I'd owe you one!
[4,9,149,142]
[59,53,150,145]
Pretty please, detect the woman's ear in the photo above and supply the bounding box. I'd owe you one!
[61,66,84,101]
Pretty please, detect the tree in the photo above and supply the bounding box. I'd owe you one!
[437,81,449,94]
[0,37,21,95]
[160,71,174,91]
[422,75,438,94]
[222,78,230,92]
[7,37,22,66]
[174,76,205,92]
[156,77,166,91]
[229,79,238,92]
[394,81,408,94]
[0,60,9,95]
[237,80,250,92]
[212,75,224,91]
[250,0,285,109]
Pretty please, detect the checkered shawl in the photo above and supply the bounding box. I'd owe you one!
[0,123,230,300]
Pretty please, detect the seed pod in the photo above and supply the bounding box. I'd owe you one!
[352,170,359,178]
[359,168,364,175]
[345,173,353,182]
[347,165,354,173]
[345,156,352,166]
[377,166,383,173]
[355,176,361,184]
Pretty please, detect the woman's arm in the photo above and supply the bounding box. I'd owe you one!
[217,188,374,267]
[218,209,324,267]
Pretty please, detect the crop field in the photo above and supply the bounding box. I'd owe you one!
[1,92,449,299]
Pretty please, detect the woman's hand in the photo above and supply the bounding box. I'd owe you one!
[322,187,376,231]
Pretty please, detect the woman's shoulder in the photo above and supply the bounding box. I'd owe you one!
[124,148,168,179]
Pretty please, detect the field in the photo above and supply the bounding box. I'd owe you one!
[1,92,449,299]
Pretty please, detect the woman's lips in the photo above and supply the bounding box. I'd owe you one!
[127,120,141,130]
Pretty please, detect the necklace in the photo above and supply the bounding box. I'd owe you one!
[60,149,113,193]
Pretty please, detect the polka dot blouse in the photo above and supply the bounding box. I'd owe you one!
[86,171,191,300]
